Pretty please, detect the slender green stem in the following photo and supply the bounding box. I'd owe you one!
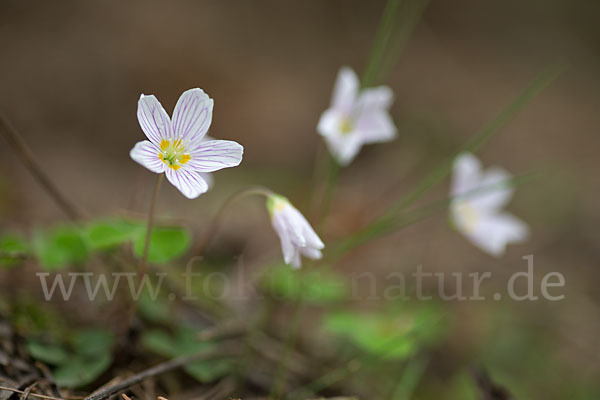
[318,154,341,227]
[361,0,404,88]
[383,64,564,220]
[329,170,538,260]
[194,185,274,256]
[139,174,163,278]
[377,0,430,83]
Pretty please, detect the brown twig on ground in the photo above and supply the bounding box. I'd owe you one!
[0,112,84,221]
[84,347,240,400]
[0,385,74,400]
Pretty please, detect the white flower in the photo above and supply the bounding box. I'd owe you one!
[130,88,243,199]
[317,67,397,166]
[267,194,325,268]
[450,153,529,257]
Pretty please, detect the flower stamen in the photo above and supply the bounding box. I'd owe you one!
[158,139,191,170]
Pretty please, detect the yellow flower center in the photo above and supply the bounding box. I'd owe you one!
[339,117,354,135]
[453,200,479,233]
[158,139,191,170]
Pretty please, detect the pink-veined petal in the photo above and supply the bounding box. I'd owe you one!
[451,153,482,196]
[188,140,243,172]
[332,67,359,114]
[172,88,213,143]
[165,168,208,199]
[129,140,165,173]
[137,94,173,144]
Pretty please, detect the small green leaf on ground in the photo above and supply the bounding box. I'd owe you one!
[133,226,191,264]
[141,326,233,383]
[85,219,143,250]
[261,263,347,303]
[53,352,112,388]
[33,226,89,270]
[26,340,69,365]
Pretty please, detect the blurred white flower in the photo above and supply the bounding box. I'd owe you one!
[317,67,396,166]
[267,194,325,268]
[450,152,529,256]
[130,88,243,199]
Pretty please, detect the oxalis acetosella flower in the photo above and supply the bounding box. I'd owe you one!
[267,194,324,268]
[130,88,243,199]
[450,152,529,257]
[317,66,397,166]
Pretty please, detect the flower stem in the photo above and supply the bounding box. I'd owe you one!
[139,174,163,278]
[318,153,341,227]
[361,0,404,88]
[194,185,274,256]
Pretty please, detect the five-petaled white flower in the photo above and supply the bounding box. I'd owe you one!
[450,152,529,257]
[130,88,243,199]
[267,194,325,268]
[317,67,397,166]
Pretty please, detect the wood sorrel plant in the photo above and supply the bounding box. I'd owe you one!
[0,0,566,397]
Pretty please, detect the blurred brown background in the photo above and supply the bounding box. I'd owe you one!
[0,0,599,398]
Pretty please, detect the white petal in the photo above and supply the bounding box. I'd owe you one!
[165,168,208,199]
[200,172,214,190]
[467,213,529,256]
[280,209,306,248]
[129,140,165,173]
[172,88,214,143]
[323,133,363,166]
[188,140,243,172]
[451,153,482,196]
[354,110,397,144]
[290,250,302,268]
[470,167,513,213]
[331,67,359,113]
[272,214,297,265]
[301,246,322,260]
[357,86,394,111]
[137,94,173,144]
[287,206,324,249]
[317,109,344,138]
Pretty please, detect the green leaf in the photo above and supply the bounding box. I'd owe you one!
[323,307,444,360]
[137,291,171,323]
[133,226,190,264]
[184,358,234,383]
[141,327,232,383]
[34,226,89,270]
[141,329,181,358]
[26,340,69,365]
[261,264,347,304]
[73,328,114,357]
[0,234,29,267]
[53,352,112,388]
[85,219,142,250]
